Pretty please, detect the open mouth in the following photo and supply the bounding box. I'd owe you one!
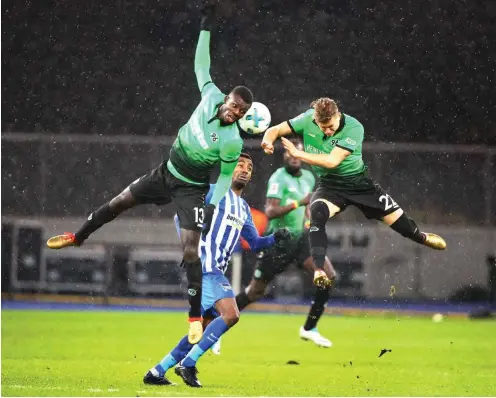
[225,113,235,123]
[238,174,249,181]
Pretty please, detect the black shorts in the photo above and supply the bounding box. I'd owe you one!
[129,161,209,231]
[253,231,311,283]
[314,171,400,220]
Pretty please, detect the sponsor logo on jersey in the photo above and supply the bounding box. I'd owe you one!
[305,145,327,155]
[345,137,356,146]
[226,213,244,230]
[268,183,279,195]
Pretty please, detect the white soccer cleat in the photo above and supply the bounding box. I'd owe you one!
[211,338,221,355]
[299,327,332,348]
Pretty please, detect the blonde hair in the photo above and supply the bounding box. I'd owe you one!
[310,98,339,123]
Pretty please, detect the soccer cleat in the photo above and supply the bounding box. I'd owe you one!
[422,232,447,250]
[175,365,202,388]
[299,326,332,348]
[46,232,79,249]
[143,371,174,385]
[313,269,332,288]
[211,338,221,355]
[188,319,203,344]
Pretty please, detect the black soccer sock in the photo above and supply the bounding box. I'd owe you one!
[309,201,330,269]
[74,203,120,244]
[304,286,331,331]
[235,291,252,311]
[185,259,203,319]
[389,213,425,244]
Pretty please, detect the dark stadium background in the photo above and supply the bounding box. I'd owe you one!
[1,0,495,306]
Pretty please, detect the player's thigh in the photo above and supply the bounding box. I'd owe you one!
[354,181,403,221]
[171,182,209,233]
[252,247,291,285]
[202,273,235,311]
[128,162,173,206]
[311,187,345,218]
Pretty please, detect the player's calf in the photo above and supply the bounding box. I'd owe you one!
[387,212,446,250]
[185,260,203,343]
[309,201,331,273]
[235,279,267,311]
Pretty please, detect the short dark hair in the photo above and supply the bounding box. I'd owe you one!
[239,152,252,162]
[231,86,253,105]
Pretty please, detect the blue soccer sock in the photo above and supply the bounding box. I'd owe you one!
[181,317,229,367]
[151,335,193,377]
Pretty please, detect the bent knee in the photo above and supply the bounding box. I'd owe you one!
[223,308,240,327]
[247,283,266,302]
[109,189,136,212]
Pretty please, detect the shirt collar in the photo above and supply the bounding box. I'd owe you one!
[208,102,224,124]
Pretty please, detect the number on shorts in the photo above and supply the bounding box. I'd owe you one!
[194,207,205,223]
[379,194,399,211]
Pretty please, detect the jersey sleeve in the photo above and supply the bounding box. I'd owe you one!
[266,171,284,200]
[220,136,243,164]
[195,31,219,98]
[209,138,241,206]
[205,184,215,205]
[173,214,181,240]
[287,109,313,135]
[241,207,275,251]
[337,124,364,153]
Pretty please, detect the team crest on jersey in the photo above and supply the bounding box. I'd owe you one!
[210,132,218,142]
[220,283,233,292]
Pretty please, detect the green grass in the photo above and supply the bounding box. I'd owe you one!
[2,310,496,397]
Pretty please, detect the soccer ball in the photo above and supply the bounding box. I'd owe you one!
[238,102,271,135]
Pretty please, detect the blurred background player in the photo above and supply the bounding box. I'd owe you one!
[232,137,336,350]
[45,3,253,344]
[143,153,290,387]
[262,98,447,288]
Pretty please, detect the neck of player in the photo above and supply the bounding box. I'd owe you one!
[285,165,302,177]
[231,183,244,197]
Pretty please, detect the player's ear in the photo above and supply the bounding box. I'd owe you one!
[224,94,229,103]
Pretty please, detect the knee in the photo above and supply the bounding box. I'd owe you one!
[247,283,266,302]
[109,190,135,213]
[183,244,199,263]
[222,307,240,327]
[310,201,330,227]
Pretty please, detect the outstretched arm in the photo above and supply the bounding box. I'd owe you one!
[209,139,242,206]
[283,139,351,169]
[194,4,215,95]
[261,122,293,154]
[241,214,275,252]
[195,31,213,95]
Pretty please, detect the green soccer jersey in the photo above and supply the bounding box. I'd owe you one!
[266,167,316,237]
[166,30,243,207]
[288,109,366,179]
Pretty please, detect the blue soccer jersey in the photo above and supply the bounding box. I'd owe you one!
[174,185,275,275]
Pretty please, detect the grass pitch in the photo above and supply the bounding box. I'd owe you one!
[2,309,495,396]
